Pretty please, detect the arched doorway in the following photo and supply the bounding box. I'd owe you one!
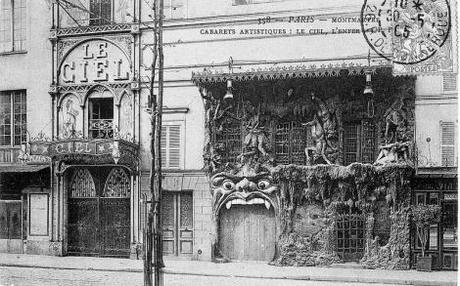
[219,204,276,262]
[67,166,130,257]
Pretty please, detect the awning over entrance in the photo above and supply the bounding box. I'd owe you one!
[27,138,139,172]
[191,57,392,85]
[0,164,49,174]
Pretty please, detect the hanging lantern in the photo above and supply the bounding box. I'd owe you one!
[224,57,234,101]
[223,79,233,101]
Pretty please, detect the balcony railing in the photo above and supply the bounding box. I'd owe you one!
[89,119,114,139]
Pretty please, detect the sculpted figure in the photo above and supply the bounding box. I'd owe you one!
[303,94,339,165]
[384,98,407,144]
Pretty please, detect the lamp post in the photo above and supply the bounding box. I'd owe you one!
[144,0,165,285]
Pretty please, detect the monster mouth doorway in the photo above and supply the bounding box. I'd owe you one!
[219,204,276,262]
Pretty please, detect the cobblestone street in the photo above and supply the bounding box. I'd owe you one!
[0,266,405,286]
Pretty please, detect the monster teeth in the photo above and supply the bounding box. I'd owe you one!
[225,198,271,210]
[264,200,270,210]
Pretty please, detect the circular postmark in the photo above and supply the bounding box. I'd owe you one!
[361,0,451,64]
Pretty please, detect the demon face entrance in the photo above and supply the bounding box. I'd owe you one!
[219,204,275,262]
[67,167,130,258]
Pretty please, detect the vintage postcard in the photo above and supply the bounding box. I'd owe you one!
[0,0,457,285]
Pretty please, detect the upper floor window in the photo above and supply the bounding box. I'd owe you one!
[0,90,26,146]
[89,0,112,26]
[88,97,113,139]
[440,121,456,167]
[0,0,26,53]
[161,123,184,169]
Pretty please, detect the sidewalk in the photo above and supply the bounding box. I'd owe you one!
[0,253,457,286]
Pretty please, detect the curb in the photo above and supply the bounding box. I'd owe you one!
[0,263,456,286]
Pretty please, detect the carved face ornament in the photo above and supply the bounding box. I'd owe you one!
[211,172,278,215]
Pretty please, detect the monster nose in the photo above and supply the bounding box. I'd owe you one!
[235,178,255,193]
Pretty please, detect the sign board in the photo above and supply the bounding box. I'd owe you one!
[29,193,49,236]
[59,39,130,85]
[30,140,115,157]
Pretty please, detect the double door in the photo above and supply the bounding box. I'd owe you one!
[67,167,130,258]
[161,192,193,256]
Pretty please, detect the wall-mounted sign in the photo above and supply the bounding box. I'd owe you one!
[30,140,115,157]
[29,193,49,236]
[59,40,130,85]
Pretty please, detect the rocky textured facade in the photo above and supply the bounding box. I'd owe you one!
[194,66,417,269]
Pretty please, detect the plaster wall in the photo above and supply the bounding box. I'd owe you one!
[0,2,52,137]
[415,75,458,167]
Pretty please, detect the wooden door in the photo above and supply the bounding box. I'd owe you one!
[161,192,193,256]
[219,205,276,262]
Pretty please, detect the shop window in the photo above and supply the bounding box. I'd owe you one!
[0,0,26,53]
[0,200,21,239]
[0,90,26,151]
[88,98,113,139]
[440,121,456,167]
[161,123,184,169]
[442,201,457,249]
[89,0,112,26]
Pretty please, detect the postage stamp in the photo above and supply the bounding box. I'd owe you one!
[361,0,454,73]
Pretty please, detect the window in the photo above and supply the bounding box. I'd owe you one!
[440,121,456,167]
[0,0,26,53]
[342,120,377,165]
[275,121,306,165]
[161,124,183,169]
[0,90,26,146]
[89,0,112,26]
[88,98,113,139]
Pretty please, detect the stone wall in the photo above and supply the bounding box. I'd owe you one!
[270,163,413,269]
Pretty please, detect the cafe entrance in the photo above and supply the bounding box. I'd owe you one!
[67,166,131,258]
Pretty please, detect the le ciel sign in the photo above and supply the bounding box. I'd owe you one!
[59,40,130,84]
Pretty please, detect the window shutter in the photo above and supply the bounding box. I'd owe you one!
[443,73,457,92]
[168,125,181,168]
[161,125,182,169]
[440,121,456,167]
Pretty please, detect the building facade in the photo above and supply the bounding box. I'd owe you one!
[0,0,457,271]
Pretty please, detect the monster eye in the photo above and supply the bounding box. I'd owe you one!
[223,180,235,191]
[257,179,271,190]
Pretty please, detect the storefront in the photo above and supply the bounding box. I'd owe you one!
[412,168,458,270]
[193,62,417,268]
[0,164,50,254]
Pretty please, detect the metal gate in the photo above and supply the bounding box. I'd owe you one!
[336,213,365,262]
[67,167,130,257]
